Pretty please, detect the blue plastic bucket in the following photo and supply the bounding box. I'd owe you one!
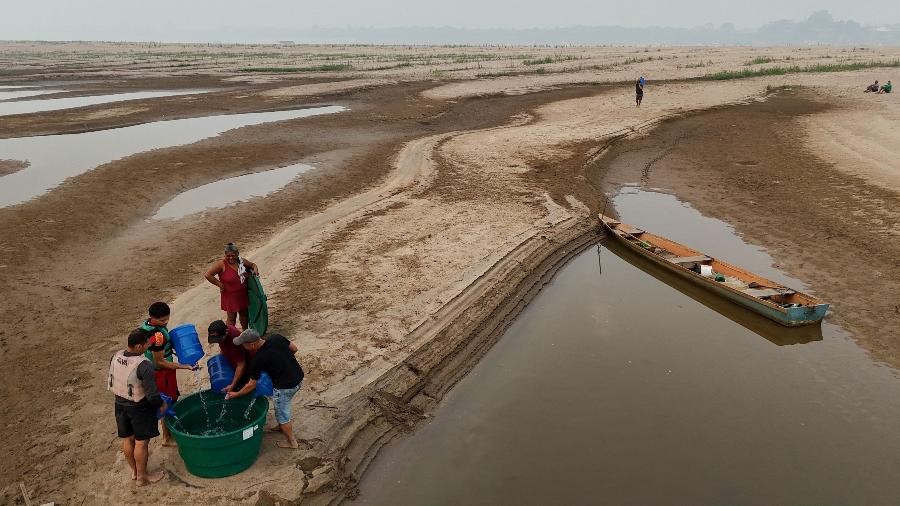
[169,323,204,366]
[207,354,235,393]
[255,372,273,397]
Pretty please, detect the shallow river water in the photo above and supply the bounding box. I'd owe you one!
[358,188,900,505]
[152,163,315,220]
[0,105,345,207]
[0,89,210,116]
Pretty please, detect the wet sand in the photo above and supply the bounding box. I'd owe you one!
[2,45,899,504]
[0,158,28,175]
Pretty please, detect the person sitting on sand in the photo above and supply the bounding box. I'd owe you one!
[865,80,879,93]
[878,80,892,94]
[226,329,304,449]
[109,328,169,486]
[204,243,259,330]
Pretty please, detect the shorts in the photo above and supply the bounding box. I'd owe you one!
[115,402,160,441]
[273,382,301,425]
[154,368,180,401]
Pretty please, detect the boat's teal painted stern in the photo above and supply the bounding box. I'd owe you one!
[783,303,829,326]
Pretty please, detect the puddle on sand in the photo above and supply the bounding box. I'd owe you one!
[152,163,314,220]
[0,89,210,116]
[358,189,900,505]
[0,105,345,208]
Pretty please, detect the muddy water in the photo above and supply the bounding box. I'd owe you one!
[358,189,900,505]
[0,89,210,116]
[152,163,315,220]
[0,105,345,207]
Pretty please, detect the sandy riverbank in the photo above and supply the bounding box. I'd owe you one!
[1,44,899,504]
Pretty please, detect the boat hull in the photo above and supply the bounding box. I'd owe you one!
[603,220,828,327]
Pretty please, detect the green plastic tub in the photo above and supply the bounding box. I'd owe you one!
[165,391,269,478]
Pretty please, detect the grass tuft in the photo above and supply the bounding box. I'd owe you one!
[523,56,555,66]
[745,56,776,65]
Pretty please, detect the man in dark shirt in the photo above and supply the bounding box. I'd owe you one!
[208,319,249,392]
[226,329,304,449]
[109,328,169,485]
[635,76,644,106]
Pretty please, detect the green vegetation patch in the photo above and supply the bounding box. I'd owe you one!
[745,56,777,65]
[523,56,555,66]
[707,60,900,80]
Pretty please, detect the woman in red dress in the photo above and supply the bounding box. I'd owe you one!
[205,243,259,329]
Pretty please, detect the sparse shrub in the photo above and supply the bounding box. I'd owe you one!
[523,56,554,66]
[745,56,776,65]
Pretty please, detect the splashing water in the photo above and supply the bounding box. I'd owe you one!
[169,414,186,432]
[243,397,258,420]
[215,397,230,424]
[193,370,211,426]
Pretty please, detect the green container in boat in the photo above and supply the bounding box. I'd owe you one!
[165,390,269,478]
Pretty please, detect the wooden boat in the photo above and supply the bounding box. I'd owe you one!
[600,214,829,327]
[601,238,823,345]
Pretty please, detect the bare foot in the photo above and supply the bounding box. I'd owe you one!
[131,471,138,480]
[161,439,177,447]
[138,470,166,486]
[275,440,299,449]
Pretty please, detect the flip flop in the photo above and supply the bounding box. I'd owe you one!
[275,441,299,450]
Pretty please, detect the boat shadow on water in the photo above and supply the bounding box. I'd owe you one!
[599,238,824,346]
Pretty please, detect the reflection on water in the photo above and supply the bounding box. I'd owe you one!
[613,186,810,288]
[604,239,823,346]
[0,106,345,207]
[358,192,900,505]
[152,163,314,220]
[0,89,210,116]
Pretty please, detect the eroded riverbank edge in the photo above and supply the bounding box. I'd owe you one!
[291,218,600,504]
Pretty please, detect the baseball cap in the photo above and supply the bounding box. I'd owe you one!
[233,328,260,345]
[207,320,228,343]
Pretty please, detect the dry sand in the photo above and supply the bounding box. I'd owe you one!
[1,43,899,504]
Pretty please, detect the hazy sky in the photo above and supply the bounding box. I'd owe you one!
[2,1,898,41]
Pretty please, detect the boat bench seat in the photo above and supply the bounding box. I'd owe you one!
[742,287,796,298]
[668,255,712,264]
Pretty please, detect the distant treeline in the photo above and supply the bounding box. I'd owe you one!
[268,11,900,45]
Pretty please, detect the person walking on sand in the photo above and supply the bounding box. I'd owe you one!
[205,243,259,329]
[141,301,198,446]
[635,76,645,106]
[226,329,304,449]
[109,328,169,486]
